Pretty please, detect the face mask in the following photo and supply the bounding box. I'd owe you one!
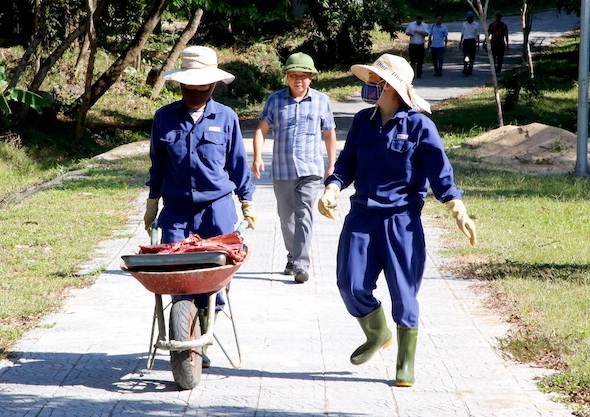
[361,82,384,104]
[181,84,215,109]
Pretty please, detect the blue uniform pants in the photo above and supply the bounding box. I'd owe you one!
[336,205,426,328]
[158,193,238,309]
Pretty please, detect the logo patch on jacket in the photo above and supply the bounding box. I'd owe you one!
[209,126,221,132]
[396,134,409,140]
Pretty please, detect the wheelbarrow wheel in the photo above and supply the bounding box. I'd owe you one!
[169,300,202,389]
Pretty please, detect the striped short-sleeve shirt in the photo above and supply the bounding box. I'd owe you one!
[259,87,336,180]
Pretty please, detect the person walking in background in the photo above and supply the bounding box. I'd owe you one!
[487,11,509,74]
[460,11,480,75]
[251,52,337,284]
[427,14,448,77]
[144,45,257,368]
[317,54,477,387]
[405,15,430,78]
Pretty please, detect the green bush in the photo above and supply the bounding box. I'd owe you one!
[218,43,284,104]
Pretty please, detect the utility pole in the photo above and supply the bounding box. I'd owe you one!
[576,0,590,175]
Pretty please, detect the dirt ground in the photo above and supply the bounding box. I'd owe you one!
[464,122,580,174]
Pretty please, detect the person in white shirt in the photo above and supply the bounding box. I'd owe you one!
[405,15,430,78]
[459,11,480,75]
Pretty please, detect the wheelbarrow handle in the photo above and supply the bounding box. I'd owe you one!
[235,219,249,235]
[149,219,247,244]
[150,220,159,245]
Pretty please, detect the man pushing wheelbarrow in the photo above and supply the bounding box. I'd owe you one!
[140,45,256,385]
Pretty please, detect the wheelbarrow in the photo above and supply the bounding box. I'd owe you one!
[120,220,249,390]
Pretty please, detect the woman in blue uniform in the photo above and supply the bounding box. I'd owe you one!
[318,54,476,387]
[143,46,256,367]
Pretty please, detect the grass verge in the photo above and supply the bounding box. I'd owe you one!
[0,154,150,355]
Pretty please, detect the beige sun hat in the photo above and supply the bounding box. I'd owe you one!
[163,46,235,85]
[351,54,431,113]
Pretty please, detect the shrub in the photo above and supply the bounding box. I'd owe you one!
[218,43,284,104]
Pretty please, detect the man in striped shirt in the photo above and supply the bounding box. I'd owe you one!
[252,52,337,283]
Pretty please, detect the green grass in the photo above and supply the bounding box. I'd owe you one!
[0,154,150,353]
[423,144,590,415]
[413,31,590,414]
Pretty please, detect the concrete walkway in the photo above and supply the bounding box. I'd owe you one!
[0,11,580,417]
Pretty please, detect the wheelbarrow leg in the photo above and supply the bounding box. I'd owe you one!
[147,293,166,370]
[212,286,242,368]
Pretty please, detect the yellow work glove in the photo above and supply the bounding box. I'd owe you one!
[318,184,340,220]
[143,198,160,236]
[445,199,477,246]
[240,199,257,230]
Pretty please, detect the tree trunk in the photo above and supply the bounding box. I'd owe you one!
[521,1,535,79]
[468,0,504,126]
[27,0,107,93]
[75,0,98,142]
[150,8,204,100]
[6,0,46,91]
[71,31,91,84]
[68,0,171,114]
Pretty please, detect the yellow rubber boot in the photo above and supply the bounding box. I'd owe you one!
[350,305,393,365]
[395,325,418,387]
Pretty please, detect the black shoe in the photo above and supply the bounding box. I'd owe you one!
[283,261,294,275]
[294,269,309,283]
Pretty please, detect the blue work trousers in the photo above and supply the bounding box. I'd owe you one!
[336,205,426,328]
[159,193,238,309]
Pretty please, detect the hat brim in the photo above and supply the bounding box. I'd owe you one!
[350,64,431,114]
[163,67,235,85]
[284,65,318,74]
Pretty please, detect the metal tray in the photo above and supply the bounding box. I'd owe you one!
[121,251,229,271]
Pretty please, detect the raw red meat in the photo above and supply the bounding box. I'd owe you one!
[139,232,246,262]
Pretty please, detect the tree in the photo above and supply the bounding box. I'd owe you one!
[305,0,407,69]
[150,7,204,100]
[75,0,99,141]
[467,0,504,127]
[521,0,535,79]
[69,0,170,115]
[6,0,47,91]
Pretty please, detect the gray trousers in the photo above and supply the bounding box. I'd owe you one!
[273,176,322,272]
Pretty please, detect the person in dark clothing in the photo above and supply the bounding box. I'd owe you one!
[405,15,430,78]
[460,11,480,75]
[487,12,509,74]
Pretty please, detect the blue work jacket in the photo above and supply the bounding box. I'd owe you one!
[147,99,255,209]
[326,106,463,210]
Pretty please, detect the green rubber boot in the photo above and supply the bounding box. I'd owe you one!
[350,305,393,365]
[395,325,418,387]
[197,309,213,368]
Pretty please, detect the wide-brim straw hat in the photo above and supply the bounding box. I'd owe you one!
[350,54,431,113]
[163,46,235,85]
